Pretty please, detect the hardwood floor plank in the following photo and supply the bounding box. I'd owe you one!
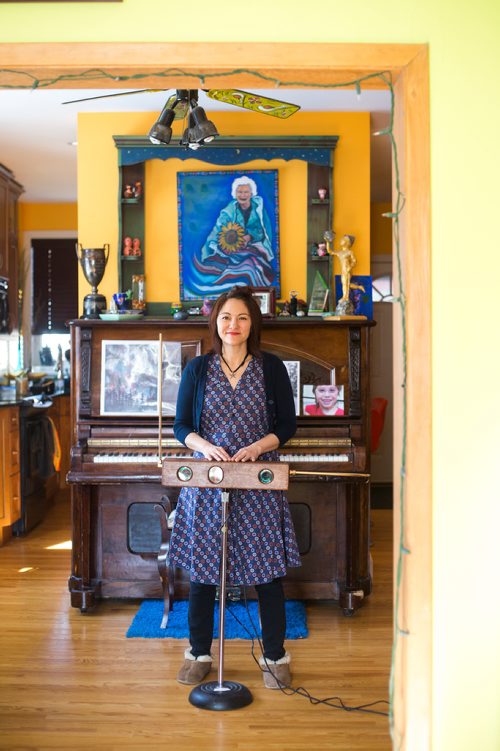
[0,493,392,750]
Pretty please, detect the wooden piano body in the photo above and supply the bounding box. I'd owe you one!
[68,317,374,615]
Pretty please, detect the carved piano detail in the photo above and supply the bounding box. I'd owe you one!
[67,317,374,616]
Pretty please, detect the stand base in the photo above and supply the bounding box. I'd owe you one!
[81,292,107,319]
[189,680,253,711]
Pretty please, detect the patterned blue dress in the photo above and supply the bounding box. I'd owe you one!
[169,355,301,586]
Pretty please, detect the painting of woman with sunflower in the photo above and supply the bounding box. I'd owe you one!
[178,170,280,300]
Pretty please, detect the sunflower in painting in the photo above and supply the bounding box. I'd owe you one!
[218,222,246,253]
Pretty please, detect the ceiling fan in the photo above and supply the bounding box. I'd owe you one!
[63,87,301,148]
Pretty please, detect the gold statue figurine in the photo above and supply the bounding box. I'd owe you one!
[324,231,365,316]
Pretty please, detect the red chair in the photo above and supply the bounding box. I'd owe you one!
[371,397,388,453]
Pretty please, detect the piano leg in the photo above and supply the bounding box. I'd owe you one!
[68,484,99,612]
[337,479,372,616]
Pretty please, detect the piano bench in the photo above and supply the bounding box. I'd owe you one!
[154,498,176,629]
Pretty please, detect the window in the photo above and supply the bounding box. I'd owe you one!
[32,238,78,334]
[372,273,394,303]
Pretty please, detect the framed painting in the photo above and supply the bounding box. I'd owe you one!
[250,286,276,317]
[177,169,280,301]
[335,275,373,319]
[0,1,121,3]
[100,340,183,416]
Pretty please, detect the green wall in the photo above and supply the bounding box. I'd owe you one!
[2,2,500,749]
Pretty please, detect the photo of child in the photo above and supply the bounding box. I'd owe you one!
[303,383,345,416]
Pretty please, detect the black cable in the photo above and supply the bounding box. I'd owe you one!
[225,491,390,718]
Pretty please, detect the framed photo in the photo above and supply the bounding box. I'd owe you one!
[283,360,301,415]
[302,383,345,417]
[181,339,202,369]
[100,340,183,416]
[251,286,276,317]
[177,169,281,301]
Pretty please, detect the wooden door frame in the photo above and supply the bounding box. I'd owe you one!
[0,41,432,750]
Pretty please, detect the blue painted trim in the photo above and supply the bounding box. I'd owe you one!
[118,146,332,167]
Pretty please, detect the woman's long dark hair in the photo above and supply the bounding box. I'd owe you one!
[208,285,262,356]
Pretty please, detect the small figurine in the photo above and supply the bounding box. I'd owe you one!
[133,181,143,199]
[318,186,328,201]
[324,231,365,315]
[123,184,134,199]
[201,299,213,317]
[122,236,133,256]
[279,301,291,317]
[316,241,328,257]
[289,290,298,316]
[132,237,142,257]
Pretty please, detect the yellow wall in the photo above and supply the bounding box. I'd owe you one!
[78,111,369,305]
[18,203,77,235]
[370,202,392,256]
[3,2,500,749]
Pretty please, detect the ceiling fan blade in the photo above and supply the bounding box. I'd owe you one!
[170,98,189,120]
[205,89,300,119]
[62,89,165,105]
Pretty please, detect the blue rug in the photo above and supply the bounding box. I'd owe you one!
[126,599,308,640]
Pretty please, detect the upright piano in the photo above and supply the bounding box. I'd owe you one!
[67,317,374,615]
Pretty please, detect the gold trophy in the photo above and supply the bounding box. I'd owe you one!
[75,244,110,319]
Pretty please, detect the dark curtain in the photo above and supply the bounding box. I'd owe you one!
[32,238,78,334]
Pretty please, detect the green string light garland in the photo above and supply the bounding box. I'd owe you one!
[0,65,408,744]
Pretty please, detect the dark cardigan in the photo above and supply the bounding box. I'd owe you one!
[173,351,296,447]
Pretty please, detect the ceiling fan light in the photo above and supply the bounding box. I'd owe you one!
[148,122,172,145]
[148,106,176,145]
[189,105,219,144]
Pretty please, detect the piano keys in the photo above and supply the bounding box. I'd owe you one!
[67,316,374,615]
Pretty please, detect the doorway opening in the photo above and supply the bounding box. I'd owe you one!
[0,41,432,747]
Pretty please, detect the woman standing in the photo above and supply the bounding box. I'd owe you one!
[170,285,301,689]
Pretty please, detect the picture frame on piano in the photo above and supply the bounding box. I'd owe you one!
[303,383,345,417]
[250,286,276,317]
[283,360,301,415]
[100,339,183,416]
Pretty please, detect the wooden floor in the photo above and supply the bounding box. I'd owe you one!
[0,492,393,750]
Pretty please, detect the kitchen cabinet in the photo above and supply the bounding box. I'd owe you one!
[0,163,24,332]
[0,406,21,545]
[47,395,71,490]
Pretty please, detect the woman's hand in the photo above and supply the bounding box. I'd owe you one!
[198,440,231,461]
[232,442,262,463]
[199,441,232,462]
[185,433,231,462]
